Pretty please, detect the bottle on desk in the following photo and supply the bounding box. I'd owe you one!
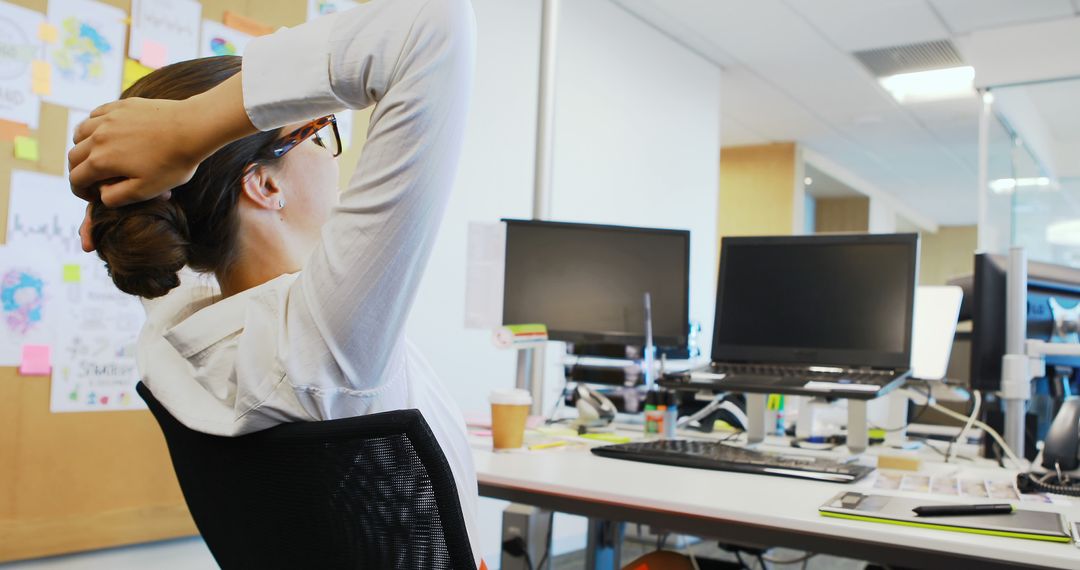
[644,390,664,439]
[663,390,678,439]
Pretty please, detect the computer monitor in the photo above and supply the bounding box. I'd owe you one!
[711,233,918,369]
[969,254,1080,392]
[501,219,690,349]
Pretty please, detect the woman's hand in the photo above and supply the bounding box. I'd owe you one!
[68,97,210,207]
[69,73,255,208]
[67,73,257,250]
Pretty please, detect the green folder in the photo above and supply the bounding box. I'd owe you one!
[819,492,1072,543]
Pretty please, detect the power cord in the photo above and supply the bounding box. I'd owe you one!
[900,388,1025,470]
[501,536,534,570]
[534,516,554,570]
[947,388,981,463]
[677,534,701,570]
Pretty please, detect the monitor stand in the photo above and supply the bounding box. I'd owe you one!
[515,344,546,416]
[744,394,870,454]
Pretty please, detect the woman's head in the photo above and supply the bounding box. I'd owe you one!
[90,56,340,299]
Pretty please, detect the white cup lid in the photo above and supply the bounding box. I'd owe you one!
[489,388,532,406]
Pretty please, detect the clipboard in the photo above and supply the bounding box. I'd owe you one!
[819,492,1072,543]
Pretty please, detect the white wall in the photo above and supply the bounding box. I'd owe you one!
[550,0,722,366]
[404,0,722,564]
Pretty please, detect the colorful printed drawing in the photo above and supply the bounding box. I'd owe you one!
[209,37,237,56]
[1,268,44,334]
[54,17,112,82]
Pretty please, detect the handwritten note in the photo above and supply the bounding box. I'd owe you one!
[129,0,201,65]
[0,4,45,128]
[20,345,51,376]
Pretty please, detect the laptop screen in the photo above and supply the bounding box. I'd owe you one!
[712,234,918,369]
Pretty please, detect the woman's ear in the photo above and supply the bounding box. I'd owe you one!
[240,164,286,211]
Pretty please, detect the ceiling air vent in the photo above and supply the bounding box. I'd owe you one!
[853,39,964,77]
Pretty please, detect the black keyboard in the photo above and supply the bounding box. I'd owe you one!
[591,440,874,483]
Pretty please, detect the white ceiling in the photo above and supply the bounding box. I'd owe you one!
[611,0,1080,226]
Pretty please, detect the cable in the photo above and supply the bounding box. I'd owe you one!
[948,389,981,463]
[733,551,753,570]
[868,379,931,432]
[535,515,554,570]
[900,388,1025,470]
[677,534,701,570]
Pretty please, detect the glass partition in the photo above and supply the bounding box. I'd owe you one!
[983,77,1080,267]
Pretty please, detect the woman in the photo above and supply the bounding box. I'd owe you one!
[67,0,480,563]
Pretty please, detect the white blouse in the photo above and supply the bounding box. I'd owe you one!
[135,0,481,563]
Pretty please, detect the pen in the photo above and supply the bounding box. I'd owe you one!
[912,504,1014,517]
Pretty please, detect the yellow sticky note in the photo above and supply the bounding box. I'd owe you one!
[13,136,39,162]
[31,78,51,95]
[38,23,58,44]
[63,264,81,283]
[31,60,50,81]
[122,58,153,91]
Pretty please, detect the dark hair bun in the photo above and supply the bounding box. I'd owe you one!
[91,199,190,299]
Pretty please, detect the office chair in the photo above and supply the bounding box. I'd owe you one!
[136,382,476,570]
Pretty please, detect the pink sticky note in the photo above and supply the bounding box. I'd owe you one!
[19,345,51,376]
[141,39,168,69]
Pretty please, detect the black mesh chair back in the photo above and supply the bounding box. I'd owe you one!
[136,382,476,570]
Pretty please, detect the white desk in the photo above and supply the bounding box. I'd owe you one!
[472,435,1080,569]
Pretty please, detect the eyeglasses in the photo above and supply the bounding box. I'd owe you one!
[269,115,342,159]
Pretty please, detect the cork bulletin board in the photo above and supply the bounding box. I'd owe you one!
[0,0,369,561]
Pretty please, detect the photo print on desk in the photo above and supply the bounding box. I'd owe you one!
[0,1,44,128]
[43,0,125,111]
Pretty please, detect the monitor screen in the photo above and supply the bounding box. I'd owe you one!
[970,254,1080,391]
[502,220,690,346]
[712,234,918,368]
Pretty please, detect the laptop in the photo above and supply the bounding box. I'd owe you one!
[676,233,919,400]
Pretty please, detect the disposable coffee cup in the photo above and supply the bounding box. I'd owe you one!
[489,388,532,450]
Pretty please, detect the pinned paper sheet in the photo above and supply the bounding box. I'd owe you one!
[63,264,81,283]
[13,136,39,162]
[141,39,168,69]
[0,120,31,142]
[38,22,59,43]
[20,345,52,376]
[0,4,44,128]
[122,58,153,91]
[464,222,506,328]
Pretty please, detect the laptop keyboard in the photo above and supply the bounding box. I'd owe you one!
[710,363,893,384]
[591,439,874,483]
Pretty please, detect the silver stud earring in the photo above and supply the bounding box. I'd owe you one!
[278,198,286,209]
